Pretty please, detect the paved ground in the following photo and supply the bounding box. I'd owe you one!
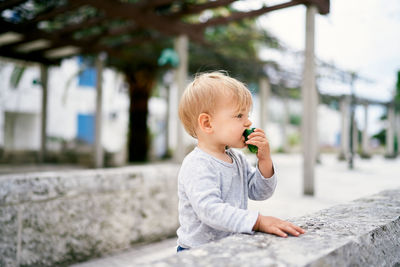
[71,153,400,267]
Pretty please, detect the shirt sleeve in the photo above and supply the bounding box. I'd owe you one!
[238,152,277,200]
[248,164,277,200]
[182,158,259,234]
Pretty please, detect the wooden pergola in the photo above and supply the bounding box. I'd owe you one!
[0,0,329,195]
[0,0,329,64]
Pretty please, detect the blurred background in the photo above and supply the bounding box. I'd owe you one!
[0,0,399,169]
[1,0,400,266]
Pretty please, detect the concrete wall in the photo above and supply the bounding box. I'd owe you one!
[155,188,400,266]
[0,164,180,267]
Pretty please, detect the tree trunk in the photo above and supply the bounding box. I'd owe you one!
[126,68,155,162]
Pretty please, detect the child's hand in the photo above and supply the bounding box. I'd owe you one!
[245,128,270,161]
[245,128,274,177]
[253,215,306,238]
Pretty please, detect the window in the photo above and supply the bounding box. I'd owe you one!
[77,56,96,88]
[77,113,95,144]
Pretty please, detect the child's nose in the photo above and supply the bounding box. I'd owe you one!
[245,118,252,127]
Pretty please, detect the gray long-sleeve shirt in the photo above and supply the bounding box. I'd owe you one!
[176,147,277,248]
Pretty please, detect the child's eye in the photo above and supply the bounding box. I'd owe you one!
[236,114,243,118]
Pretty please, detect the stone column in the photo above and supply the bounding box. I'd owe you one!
[165,87,170,157]
[397,113,400,156]
[259,77,270,131]
[352,116,358,155]
[339,96,350,160]
[174,34,188,163]
[162,71,174,158]
[94,53,106,168]
[39,64,48,163]
[386,103,395,157]
[282,95,290,152]
[361,103,370,156]
[301,5,318,196]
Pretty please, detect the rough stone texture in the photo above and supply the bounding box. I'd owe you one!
[0,205,19,267]
[152,189,400,267]
[0,164,180,267]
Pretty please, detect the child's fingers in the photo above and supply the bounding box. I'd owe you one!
[271,227,288,238]
[285,223,306,235]
[246,137,268,148]
[253,128,265,134]
[292,224,306,234]
[248,137,269,146]
[281,225,301,237]
[284,221,306,233]
[248,131,266,139]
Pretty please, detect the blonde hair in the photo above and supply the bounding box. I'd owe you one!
[178,71,252,138]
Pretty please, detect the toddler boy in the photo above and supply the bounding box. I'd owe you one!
[176,71,305,251]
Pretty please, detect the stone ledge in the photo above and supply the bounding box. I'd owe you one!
[153,189,400,266]
[0,164,181,267]
[0,164,179,205]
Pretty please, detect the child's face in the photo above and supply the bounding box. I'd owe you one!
[210,95,252,149]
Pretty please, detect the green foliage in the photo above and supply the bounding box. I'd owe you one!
[289,114,301,126]
[373,129,399,152]
[395,70,400,112]
[288,132,301,146]
[158,48,179,67]
[329,100,339,110]
[396,70,400,98]
[372,129,386,145]
[287,87,301,99]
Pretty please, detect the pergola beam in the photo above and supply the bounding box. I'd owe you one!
[0,18,139,55]
[306,0,330,14]
[198,0,306,28]
[0,19,138,63]
[0,23,56,49]
[0,49,56,64]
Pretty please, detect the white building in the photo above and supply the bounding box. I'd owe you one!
[0,57,130,161]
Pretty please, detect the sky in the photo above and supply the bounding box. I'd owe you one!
[235,0,400,134]
[256,0,400,101]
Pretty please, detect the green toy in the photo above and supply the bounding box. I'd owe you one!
[243,128,258,153]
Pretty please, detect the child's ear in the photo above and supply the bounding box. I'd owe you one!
[198,113,213,134]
